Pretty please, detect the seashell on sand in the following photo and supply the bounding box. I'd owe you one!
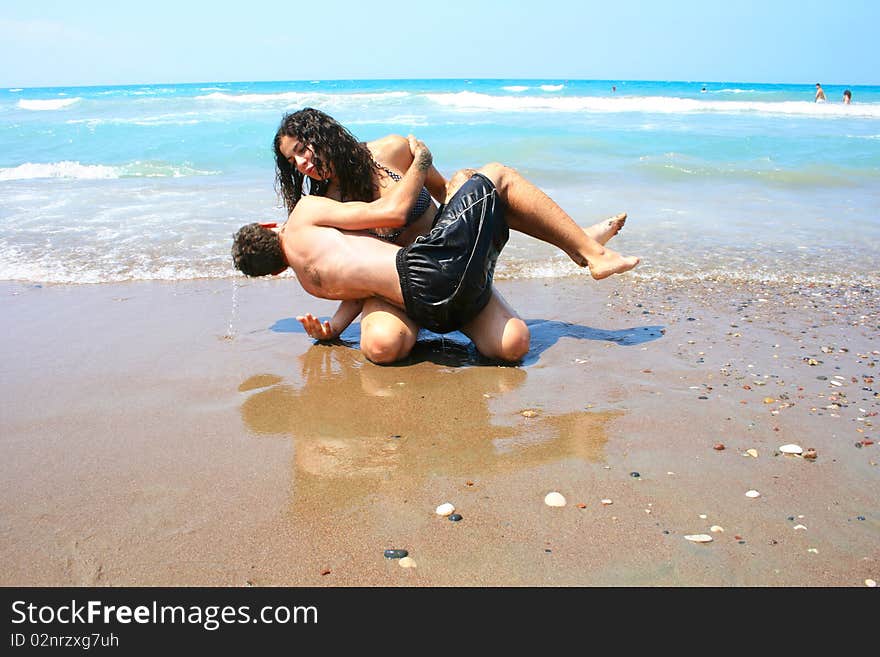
[684,534,713,543]
[435,502,455,516]
[745,490,761,498]
[544,492,566,507]
[779,444,803,455]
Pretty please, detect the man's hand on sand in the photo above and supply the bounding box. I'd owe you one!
[296,313,339,341]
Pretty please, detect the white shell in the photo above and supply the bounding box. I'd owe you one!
[398,557,416,568]
[779,444,803,454]
[435,502,455,516]
[684,534,713,543]
[866,579,877,588]
[710,525,724,533]
[745,490,761,498]
[600,498,613,505]
[745,449,759,458]
[544,492,566,507]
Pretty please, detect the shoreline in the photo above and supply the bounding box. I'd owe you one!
[1,275,877,586]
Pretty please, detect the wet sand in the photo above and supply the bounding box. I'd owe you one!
[1,274,877,586]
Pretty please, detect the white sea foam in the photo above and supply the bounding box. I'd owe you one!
[502,86,530,92]
[18,97,82,111]
[195,90,409,104]
[540,84,564,92]
[0,161,118,181]
[0,161,217,181]
[67,112,204,127]
[347,114,429,127]
[425,91,880,118]
[9,88,23,92]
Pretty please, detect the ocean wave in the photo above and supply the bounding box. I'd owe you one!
[0,160,218,181]
[634,156,872,187]
[195,90,410,104]
[494,257,879,288]
[9,88,23,93]
[540,84,564,92]
[18,97,82,111]
[502,86,530,92]
[67,113,204,127]
[424,91,880,118]
[346,114,429,127]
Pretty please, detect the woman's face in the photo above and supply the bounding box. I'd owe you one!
[278,135,327,180]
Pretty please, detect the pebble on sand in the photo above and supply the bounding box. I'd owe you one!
[779,444,803,455]
[745,490,761,498]
[399,557,416,568]
[521,409,539,418]
[601,499,613,505]
[684,534,713,543]
[803,448,818,460]
[746,449,759,458]
[435,502,455,517]
[710,525,724,533]
[384,549,408,559]
[544,492,566,507]
[714,443,725,450]
[866,579,877,587]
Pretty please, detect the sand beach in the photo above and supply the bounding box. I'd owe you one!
[2,273,877,587]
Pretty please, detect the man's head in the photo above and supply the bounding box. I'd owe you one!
[231,223,287,277]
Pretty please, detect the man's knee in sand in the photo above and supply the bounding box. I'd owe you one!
[445,168,478,202]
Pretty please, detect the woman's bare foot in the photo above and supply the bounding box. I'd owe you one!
[587,246,640,280]
[584,212,627,245]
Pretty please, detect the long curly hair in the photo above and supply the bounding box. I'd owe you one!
[273,108,379,213]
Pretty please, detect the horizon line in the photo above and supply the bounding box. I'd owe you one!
[4,76,877,92]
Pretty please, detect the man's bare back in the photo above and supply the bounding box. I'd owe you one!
[280,202,405,305]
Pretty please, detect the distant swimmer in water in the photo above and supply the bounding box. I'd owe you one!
[843,89,852,104]
[701,86,707,93]
[815,83,827,102]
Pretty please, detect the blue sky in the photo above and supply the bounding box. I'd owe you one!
[2,0,877,88]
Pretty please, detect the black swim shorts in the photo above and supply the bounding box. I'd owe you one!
[395,173,509,334]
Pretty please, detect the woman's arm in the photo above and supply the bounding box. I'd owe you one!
[291,137,433,231]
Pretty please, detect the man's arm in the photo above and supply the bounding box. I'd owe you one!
[290,136,433,231]
[297,299,365,340]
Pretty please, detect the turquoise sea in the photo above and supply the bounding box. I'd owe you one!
[1,78,878,285]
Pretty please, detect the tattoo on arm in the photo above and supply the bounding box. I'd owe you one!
[415,148,432,171]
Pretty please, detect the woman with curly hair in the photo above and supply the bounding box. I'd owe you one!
[274,108,447,246]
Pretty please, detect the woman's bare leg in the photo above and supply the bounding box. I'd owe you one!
[585,212,626,245]
[477,163,639,280]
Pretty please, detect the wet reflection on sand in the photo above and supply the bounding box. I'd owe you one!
[239,343,618,511]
